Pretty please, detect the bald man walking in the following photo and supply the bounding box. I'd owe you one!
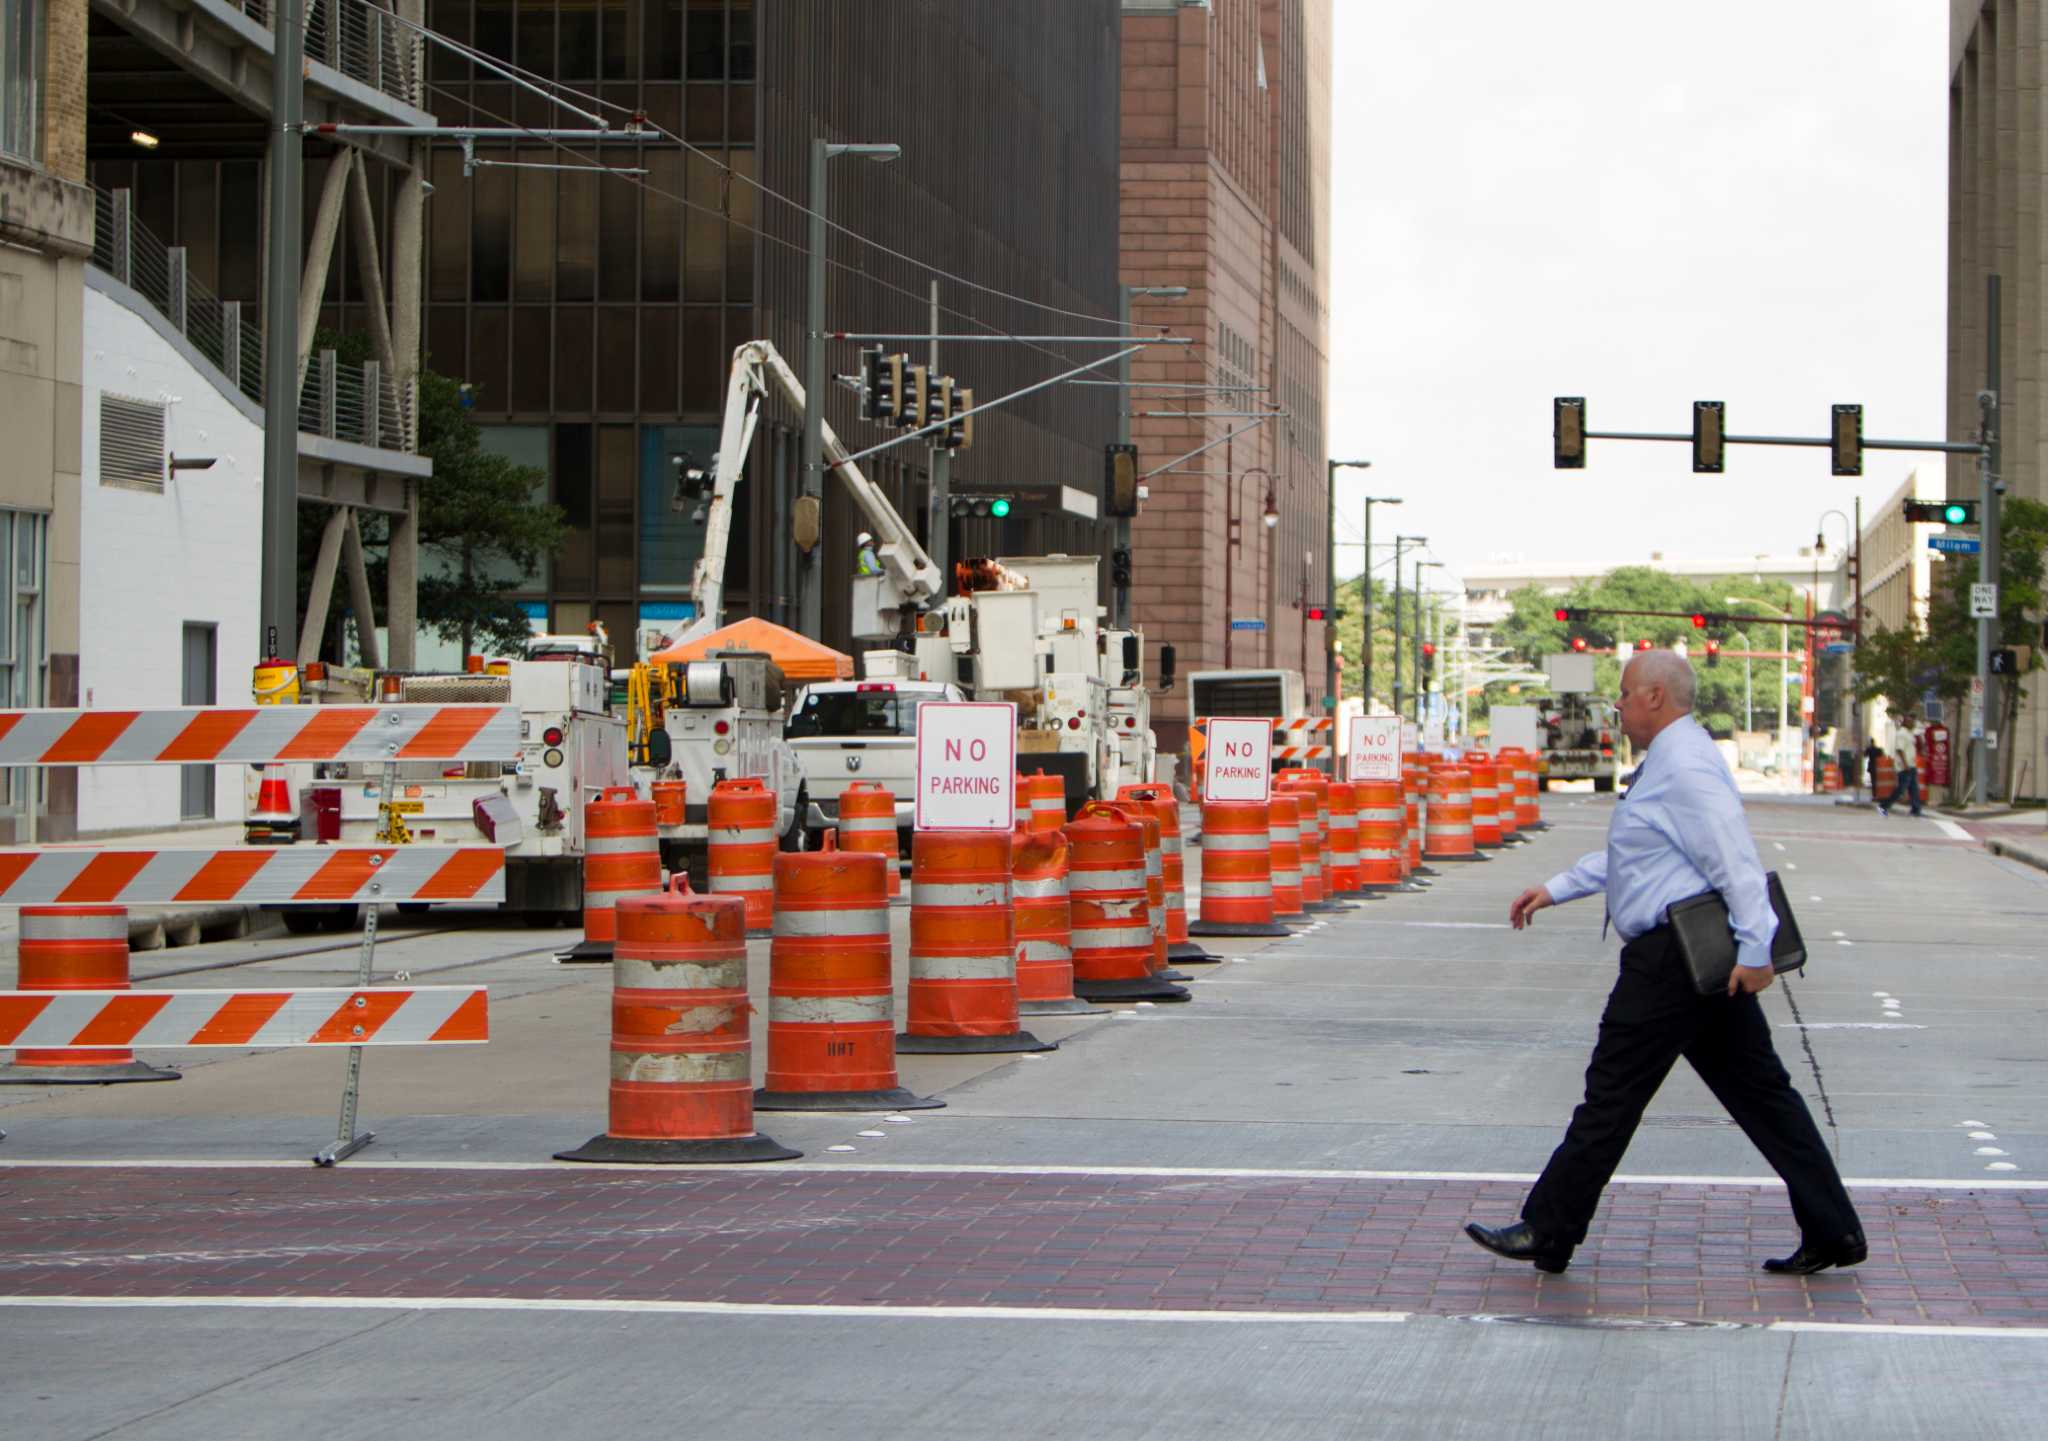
[1464,650,1864,1276]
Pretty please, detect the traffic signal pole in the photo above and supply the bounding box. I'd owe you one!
[1976,275,2002,805]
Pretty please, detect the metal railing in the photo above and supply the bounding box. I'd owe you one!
[90,186,416,454]
[229,0,420,108]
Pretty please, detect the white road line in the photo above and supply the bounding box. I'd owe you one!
[1781,1022,1925,1031]
[1768,1321,2048,1340]
[0,1158,2039,1189]
[0,1295,1409,1326]
[1932,818,1974,842]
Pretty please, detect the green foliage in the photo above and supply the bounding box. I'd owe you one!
[1332,573,1452,711]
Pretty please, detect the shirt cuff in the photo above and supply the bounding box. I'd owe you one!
[1542,875,1580,906]
[1735,941,1773,971]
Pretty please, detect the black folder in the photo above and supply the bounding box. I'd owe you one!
[1666,871,1807,996]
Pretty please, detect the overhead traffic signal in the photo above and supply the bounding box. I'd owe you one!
[950,494,1015,520]
[1691,613,1708,629]
[862,349,904,422]
[945,387,974,451]
[1705,639,1721,667]
[1830,404,1863,477]
[1553,397,1586,469]
[1904,498,1978,525]
[1571,636,1589,652]
[1553,606,1587,623]
[1421,642,1436,674]
[1691,401,1725,474]
[929,375,955,436]
[1104,443,1141,517]
[898,364,930,428]
[1111,547,1133,588]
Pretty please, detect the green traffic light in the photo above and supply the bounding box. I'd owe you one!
[990,498,1011,518]
[1943,502,1968,524]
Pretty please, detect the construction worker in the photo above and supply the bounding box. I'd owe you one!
[855,531,881,577]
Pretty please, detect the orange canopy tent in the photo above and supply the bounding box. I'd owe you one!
[649,616,854,682]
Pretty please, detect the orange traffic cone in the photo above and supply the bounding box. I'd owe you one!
[247,765,299,844]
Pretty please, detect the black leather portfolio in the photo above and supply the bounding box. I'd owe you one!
[1666,871,1807,996]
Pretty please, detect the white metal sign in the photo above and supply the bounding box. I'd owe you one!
[1971,582,1999,619]
[1969,676,1986,741]
[1202,717,1273,802]
[1402,721,1420,753]
[1348,713,1403,782]
[914,701,1017,830]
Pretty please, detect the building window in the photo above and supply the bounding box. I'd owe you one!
[99,394,168,492]
[1,0,43,164]
[0,509,46,827]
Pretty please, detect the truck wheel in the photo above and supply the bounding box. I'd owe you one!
[1593,775,1615,794]
[1538,777,1551,792]
[281,909,327,937]
[781,788,809,852]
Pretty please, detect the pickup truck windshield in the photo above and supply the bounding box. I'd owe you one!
[786,691,925,739]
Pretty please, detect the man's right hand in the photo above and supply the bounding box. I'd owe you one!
[1509,886,1554,930]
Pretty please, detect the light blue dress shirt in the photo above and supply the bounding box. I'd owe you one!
[1543,714,1778,969]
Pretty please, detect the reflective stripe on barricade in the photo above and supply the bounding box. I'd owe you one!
[0,704,520,766]
[0,847,506,905]
[1065,802,1188,1001]
[0,985,488,1048]
[1267,794,1306,918]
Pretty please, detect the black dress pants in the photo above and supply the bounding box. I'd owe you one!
[1521,926,1861,1249]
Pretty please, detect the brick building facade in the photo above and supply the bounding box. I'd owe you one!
[1120,0,1332,756]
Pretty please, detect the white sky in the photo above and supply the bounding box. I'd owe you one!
[1327,0,1953,590]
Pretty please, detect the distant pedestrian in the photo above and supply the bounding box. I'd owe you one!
[1863,739,1884,799]
[855,531,881,577]
[1466,650,1865,1277]
[1894,748,1923,818]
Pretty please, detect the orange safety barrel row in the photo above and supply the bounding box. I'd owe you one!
[707,777,778,933]
[1278,776,1327,906]
[1403,754,1428,872]
[2,907,177,1083]
[1013,826,1099,1015]
[1353,779,1405,890]
[1188,799,1290,939]
[1425,764,1478,860]
[1067,803,1187,1002]
[1323,780,1362,896]
[557,877,799,1164]
[1268,793,1306,918]
[899,830,1052,1053]
[835,781,902,899]
[580,786,661,951]
[1499,746,1542,830]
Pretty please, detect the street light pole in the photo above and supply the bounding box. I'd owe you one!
[260,0,305,660]
[1343,476,1393,707]
[1323,459,1372,708]
[1391,536,1425,722]
[1416,559,1444,728]
[801,139,899,640]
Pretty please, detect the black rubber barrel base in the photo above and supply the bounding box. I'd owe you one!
[1425,852,1492,863]
[752,1086,944,1113]
[1159,966,1194,982]
[555,940,613,964]
[1168,941,1220,963]
[555,1132,801,1164]
[895,1030,1057,1054]
[0,1061,181,1085]
[1073,977,1192,1003]
[1020,997,1110,1016]
[1188,919,1291,939]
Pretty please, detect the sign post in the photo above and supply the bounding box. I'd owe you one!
[1200,717,1273,802]
[914,701,1018,831]
[1347,712,1402,783]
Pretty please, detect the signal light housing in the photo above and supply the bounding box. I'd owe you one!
[1831,403,1864,477]
[1691,613,1707,629]
[1553,397,1586,469]
[1571,636,1589,652]
[1691,400,1725,474]
[1635,638,1653,651]
[1906,498,1978,525]
[1104,443,1141,516]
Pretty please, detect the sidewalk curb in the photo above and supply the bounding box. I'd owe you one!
[1984,837,2048,875]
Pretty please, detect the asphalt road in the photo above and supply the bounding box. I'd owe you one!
[2,791,2043,1439]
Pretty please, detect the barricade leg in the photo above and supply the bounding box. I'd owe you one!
[1,907,180,1085]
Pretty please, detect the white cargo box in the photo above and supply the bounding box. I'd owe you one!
[1542,653,1596,695]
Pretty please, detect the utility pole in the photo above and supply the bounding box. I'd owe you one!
[259,0,305,663]
[927,281,948,584]
[1975,274,2002,805]
[1851,493,1863,780]
[1391,535,1407,719]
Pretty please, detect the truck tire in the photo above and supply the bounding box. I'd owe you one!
[1593,775,1615,794]
[1538,776,1551,793]
[781,787,809,852]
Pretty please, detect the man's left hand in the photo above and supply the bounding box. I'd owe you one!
[1728,964,1776,997]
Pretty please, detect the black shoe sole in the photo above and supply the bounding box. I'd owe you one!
[1463,1223,1571,1274]
[1761,1249,1867,1276]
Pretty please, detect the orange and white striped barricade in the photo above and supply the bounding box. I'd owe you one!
[1425,763,1483,862]
[836,781,903,899]
[707,776,778,934]
[1188,799,1289,938]
[1065,803,1187,1002]
[1267,793,1308,918]
[897,830,1053,1054]
[1104,802,1182,982]
[1307,717,1337,775]
[0,907,177,1083]
[1118,783,1213,963]
[1323,781,1364,897]
[1027,771,1068,833]
[560,785,663,962]
[1014,773,1033,830]
[1353,779,1406,892]
[1013,825,1102,1016]
[1404,753,1432,876]
[559,876,797,1163]
[754,834,939,1113]
[1464,750,1504,848]
[0,983,487,1054]
[0,702,522,767]
[0,846,508,906]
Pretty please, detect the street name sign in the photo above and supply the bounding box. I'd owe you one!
[1202,716,1273,801]
[1929,535,1982,555]
[1348,712,1402,782]
[1229,618,1266,632]
[914,701,1017,830]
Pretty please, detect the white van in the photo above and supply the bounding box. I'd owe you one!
[786,678,966,843]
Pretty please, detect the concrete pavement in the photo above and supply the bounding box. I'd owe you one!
[2,791,2044,1438]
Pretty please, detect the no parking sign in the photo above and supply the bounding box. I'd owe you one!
[914,701,1018,830]
[1348,713,1402,782]
[1201,717,1273,801]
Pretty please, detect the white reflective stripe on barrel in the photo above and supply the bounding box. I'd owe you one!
[913,881,1009,908]
[615,957,749,991]
[1201,832,1268,852]
[1271,868,1302,886]
[710,827,777,846]
[612,1051,750,1083]
[1269,826,1299,842]
[835,815,895,833]
[910,954,1016,980]
[772,907,890,937]
[1068,867,1147,891]
[1201,879,1273,898]
[1070,926,1151,950]
[1013,876,1067,901]
[1165,891,1187,911]
[1358,807,1403,823]
[1160,835,1183,855]
[707,874,771,891]
[585,832,658,856]
[768,994,892,1024]
[20,911,129,940]
[1018,939,1072,961]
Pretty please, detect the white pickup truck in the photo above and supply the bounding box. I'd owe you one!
[785,678,965,845]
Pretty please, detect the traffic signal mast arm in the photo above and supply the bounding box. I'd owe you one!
[1553,396,1988,475]
[1554,605,1843,632]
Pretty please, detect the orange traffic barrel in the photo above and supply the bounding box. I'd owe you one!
[1465,751,1504,847]
[0,907,179,1084]
[1323,780,1363,897]
[836,781,903,899]
[708,776,778,934]
[1404,756,1428,877]
[1118,783,1213,963]
[898,830,1053,1054]
[557,877,798,1164]
[1027,771,1067,833]
[754,835,939,1113]
[1013,773,1033,831]
[1485,748,1521,840]
[1500,747,1543,831]
[1107,802,1188,982]
[1873,752,1897,803]
[1067,802,1188,1001]
[1267,793,1307,918]
[1188,799,1290,938]
[1425,764,1482,861]
[652,778,687,828]
[1279,777,1341,912]
[1013,825,1103,1016]
[562,785,663,962]
[1821,762,1843,792]
[1353,779,1406,891]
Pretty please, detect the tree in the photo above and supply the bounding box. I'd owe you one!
[1333,573,1452,712]
[300,333,563,661]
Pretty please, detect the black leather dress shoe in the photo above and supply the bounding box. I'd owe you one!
[1762,1234,1869,1275]
[1463,1220,1572,1274]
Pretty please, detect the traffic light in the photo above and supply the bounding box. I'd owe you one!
[1635,638,1653,652]
[1553,606,1587,623]
[1691,401,1725,474]
[1690,612,1708,629]
[1111,547,1133,588]
[1830,403,1863,477]
[1571,636,1589,652]
[1421,642,1436,674]
[929,375,955,437]
[945,386,974,451]
[1905,498,1978,525]
[1553,397,1586,469]
[950,494,1015,519]
[898,364,929,427]
[862,349,903,422]
[1104,443,1141,517]
[1305,604,1333,621]
[1705,638,1721,667]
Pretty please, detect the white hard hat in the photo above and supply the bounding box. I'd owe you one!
[857,531,874,545]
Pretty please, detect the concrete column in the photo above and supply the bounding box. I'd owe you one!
[387,491,418,670]
[296,152,353,395]
[345,151,401,382]
[298,506,349,665]
[342,509,383,670]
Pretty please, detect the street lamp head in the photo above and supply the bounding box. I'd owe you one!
[1332,459,1373,470]
[1262,493,1280,529]
[1130,285,1188,299]
[828,142,901,162]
